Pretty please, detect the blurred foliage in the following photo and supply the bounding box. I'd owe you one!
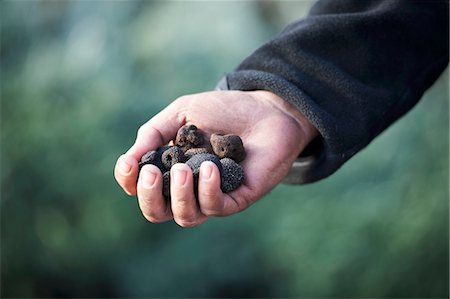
[1,1,448,298]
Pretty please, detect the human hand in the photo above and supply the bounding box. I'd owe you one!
[114,90,318,227]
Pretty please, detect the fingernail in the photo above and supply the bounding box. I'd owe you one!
[173,168,188,186]
[142,169,157,189]
[119,158,132,175]
[201,163,213,180]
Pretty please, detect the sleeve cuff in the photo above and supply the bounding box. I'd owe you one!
[215,72,358,184]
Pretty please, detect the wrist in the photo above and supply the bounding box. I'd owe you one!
[249,90,319,148]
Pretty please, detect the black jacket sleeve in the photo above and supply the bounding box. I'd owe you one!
[216,0,449,184]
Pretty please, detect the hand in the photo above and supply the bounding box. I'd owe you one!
[114,90,318,227]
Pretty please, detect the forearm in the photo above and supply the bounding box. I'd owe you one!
[219,0,449,183]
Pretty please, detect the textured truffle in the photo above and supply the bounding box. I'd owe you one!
[184,147,210,159]
[185,153,223,176]
[220,158,244,192]
[175,124,204,151]
[137,125,247,199]
[186,153,223,195]
[210,133,246,162]
[162,171,171,199]
[138,145,169,172]
[140,151,156,163]
[161,146,186,170]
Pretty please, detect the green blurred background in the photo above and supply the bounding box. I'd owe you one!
[1,1,448,298]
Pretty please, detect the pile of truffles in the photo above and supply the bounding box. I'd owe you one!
[138,125,245,198]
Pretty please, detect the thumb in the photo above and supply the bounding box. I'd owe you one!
[126,100,187,160]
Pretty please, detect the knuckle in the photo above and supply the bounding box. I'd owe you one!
[176,219,198,228]
[173,208,198,226]
[171,188,194,208]
[173,196,190,210]
[199,188,217,199]
[136,125,147,139]
[142,212,164,224]
[200,207,223,217]
[175,209,197,223]
[198,193,224,216]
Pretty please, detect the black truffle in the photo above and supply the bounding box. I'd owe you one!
[161,146,186,170]
[162,171,170,199]
[175,124,204,151]
[186,153,223,195]
[137,125,247,200]
[138,145,169,173]
[220,158,244,193]
[184,147,210,159]
[185,153,223,176]
[210,133,246,162]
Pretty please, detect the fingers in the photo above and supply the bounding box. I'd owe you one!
[115,99,187,196]
[120,159,243,226]
[137,162,242,227]
[170,163,208,227]
[126,100,187,160]
[197,162,223,215]
[137,164,173,223]
[114,154,139,195]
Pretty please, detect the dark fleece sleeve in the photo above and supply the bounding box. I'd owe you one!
[217,0,449,184]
